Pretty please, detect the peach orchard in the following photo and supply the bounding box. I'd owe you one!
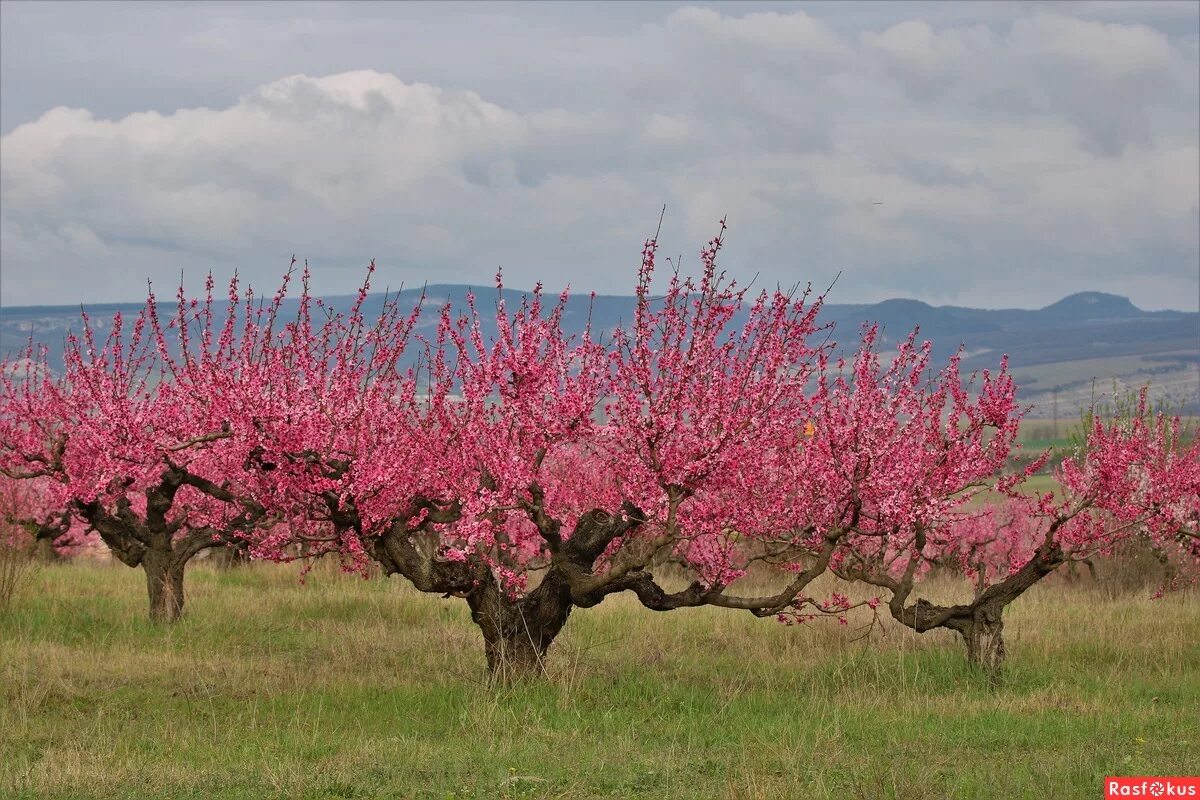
[2,224,1197,683]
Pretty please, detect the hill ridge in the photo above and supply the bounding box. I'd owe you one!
[3,289,1197,417]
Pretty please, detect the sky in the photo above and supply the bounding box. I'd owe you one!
[1,1,1198,311]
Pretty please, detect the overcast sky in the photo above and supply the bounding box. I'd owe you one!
[1,1,1197,310]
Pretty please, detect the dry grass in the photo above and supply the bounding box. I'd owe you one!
[0,544,37,614]
[1,560,1197,799]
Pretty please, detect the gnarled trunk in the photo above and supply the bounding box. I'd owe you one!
[888,539,1066,686]
[467,575,574,683]
[32,534,62,563]
[369,521,577,681]
[1064,558,1098,585]
[481,622,549,681]
[897,600,1009,686]
[142,547,187,623]
[960,605,1006,686]
[74,468,252,624]
[207,544,249,569]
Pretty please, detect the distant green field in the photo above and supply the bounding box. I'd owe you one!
[2,562,1197,799]
[1017,418,1075,449]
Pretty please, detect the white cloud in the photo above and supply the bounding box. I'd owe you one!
[642,113,690,144]
[861,20,978,96]
[1012,10,1175,82]
[665,6,851,64]
[0,3,1196,311]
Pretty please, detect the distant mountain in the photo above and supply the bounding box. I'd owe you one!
[3,288,1197,416]
[1039,292,1143,321]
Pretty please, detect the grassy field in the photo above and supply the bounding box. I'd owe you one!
[1,562,1197,800]
[1007,353,1196,395]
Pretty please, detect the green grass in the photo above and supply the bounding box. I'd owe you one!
[1008,352,1197,395]
[2,561,1197,799]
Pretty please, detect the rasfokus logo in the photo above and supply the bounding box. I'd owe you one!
[1106,777,1200,798]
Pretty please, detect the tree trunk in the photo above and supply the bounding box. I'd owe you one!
[142,548,187,623]
[1064,558,1098,585]
[961,605,1006,686]
[892,543,1065,686]
[32,535,62,563]
[468,575,574,683]
[482,623,549,682]
[207,545,249,569]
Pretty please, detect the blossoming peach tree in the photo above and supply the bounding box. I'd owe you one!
[200,228,874,680]
[0,284,271,621]
[817,338,1200,682]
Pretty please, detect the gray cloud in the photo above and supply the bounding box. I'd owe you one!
[1,1,1197,311]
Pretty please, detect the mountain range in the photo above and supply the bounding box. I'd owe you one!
[3,289,1197,417]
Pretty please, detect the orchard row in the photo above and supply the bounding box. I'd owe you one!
[2,227,1197,683]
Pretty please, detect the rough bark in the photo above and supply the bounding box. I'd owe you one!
[887,541,1065,685]
[368,521,569,682]
[32,532,63,563]
[75,469,240,623]
[142,548,187,623]
[960,605,1006,686]
[467,574,574,683]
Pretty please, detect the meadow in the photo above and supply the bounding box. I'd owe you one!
[2,561,1196,800]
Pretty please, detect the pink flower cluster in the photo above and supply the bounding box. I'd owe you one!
[1,228,1195,611]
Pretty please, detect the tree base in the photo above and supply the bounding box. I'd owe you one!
[485,635,549,684]
[144,553,187,623]
[32,536,63,564]
[962,608,1006,687]
[470,575,573,684]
